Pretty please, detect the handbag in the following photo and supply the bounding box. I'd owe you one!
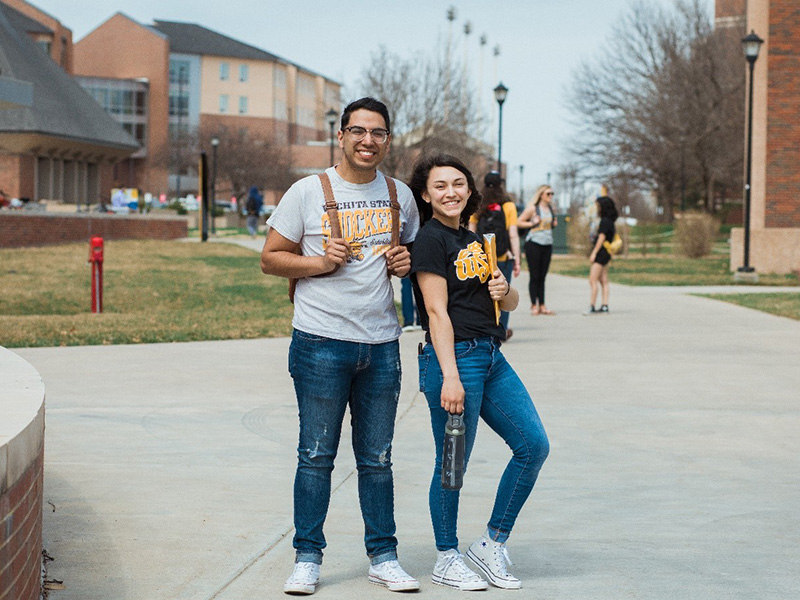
[603,233,623,255]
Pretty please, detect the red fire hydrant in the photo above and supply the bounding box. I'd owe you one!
[88,236,104,313]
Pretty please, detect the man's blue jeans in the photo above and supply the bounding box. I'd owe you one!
[418,337,549,550]
[288,329,401,565]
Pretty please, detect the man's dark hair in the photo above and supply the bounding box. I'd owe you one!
[341,97,391,132]
[408,154,482,227]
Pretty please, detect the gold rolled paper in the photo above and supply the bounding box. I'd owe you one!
[482,233,501,325]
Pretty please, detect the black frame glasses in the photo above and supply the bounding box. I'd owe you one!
[343,126,390,143]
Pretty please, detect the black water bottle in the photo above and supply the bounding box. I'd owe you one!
[442,413,465,490]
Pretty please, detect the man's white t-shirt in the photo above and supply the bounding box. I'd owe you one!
[268,167,420,344]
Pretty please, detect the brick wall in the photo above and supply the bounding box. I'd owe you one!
[715,0,746,19]
[765,0,800,229]
[0,213,188,248]
[0,453,43,600]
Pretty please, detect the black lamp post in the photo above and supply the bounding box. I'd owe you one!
[175,65,186,202]
[739,30,764,274]
[326,108,338,167]
[493,82,508,173]
[210,136,219,234]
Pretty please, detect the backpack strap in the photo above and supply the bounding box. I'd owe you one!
[288,173,341,303]
[386,175,400,248]
[319,173,342,239]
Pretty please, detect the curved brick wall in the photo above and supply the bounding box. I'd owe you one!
[0,348,45,600]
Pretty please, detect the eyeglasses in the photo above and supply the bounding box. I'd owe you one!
[545,191,555,196]
[343,126,390,143]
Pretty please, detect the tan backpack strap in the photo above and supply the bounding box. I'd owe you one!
[318,173,342,239]
[386,176,400,248]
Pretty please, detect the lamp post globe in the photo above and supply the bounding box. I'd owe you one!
[493,82,508,173]
[325,108,338,167]
[739,30,763,275]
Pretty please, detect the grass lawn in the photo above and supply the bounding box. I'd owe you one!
[549,253,798,287]
[3,238,799,348]
[0,239,293,348]
[698,292,800,321]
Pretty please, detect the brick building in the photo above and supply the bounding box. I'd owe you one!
[74,14,342,200]
[0,2,138,205]
[719,0,800,274]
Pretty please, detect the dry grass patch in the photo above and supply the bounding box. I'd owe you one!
[0,240,293,347]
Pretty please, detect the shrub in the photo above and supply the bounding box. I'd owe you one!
[675,211,719,258]
[566,214,592,256]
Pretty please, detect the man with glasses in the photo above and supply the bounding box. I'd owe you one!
[261,97,420,595]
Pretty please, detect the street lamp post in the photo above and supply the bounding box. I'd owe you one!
[739,30,764,275]
[210,136,219,235]
[175,65,186,202]
[493,82,508,174]
[326,108,338,167]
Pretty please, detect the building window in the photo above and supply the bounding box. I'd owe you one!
[220,62,229,81]
[36,39,51,55]
[219,95,229,113]
[169,60,190,84]
[239,96,248,115]
[274,67,287,89]
[274,99,288,121]
[239,64,249,82]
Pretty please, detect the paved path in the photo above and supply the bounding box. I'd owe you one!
[13,242,800,599]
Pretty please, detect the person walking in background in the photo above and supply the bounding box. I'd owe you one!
[469,171,520,340]
[401,277,421,331]
[261,98,420,595]
[245,186,263,237]
[518,185,558,316]
[584,187,618,315]
[408,154,549,591]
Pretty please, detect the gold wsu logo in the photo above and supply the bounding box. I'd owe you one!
[454,241,491,283]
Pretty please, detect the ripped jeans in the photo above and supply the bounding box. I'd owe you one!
[288,329,401,565]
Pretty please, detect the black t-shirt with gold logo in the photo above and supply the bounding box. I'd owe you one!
[410,218,506,343]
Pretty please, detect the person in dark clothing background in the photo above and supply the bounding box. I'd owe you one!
[584,186,618,315]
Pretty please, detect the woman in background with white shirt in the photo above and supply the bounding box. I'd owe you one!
[518,185,558,316]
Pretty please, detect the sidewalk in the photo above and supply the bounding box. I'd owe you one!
[13,250,800,599]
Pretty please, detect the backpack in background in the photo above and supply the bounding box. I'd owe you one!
[476,203,510,257]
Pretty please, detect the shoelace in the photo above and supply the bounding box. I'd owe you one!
[490,544,513,575]
[443,553,479,579]
[380,560,412,581]
[290,562,317,581]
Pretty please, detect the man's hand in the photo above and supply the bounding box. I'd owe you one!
[323,237,351,273]
[385,245,411,277]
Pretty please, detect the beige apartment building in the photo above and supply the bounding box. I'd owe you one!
[75,14,342,198]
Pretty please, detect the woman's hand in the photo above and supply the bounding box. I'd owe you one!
[441,374,465,415]
[488,269,509,301]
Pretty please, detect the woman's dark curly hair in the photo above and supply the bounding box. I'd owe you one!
[408,154,483,227]
[597,195,618,220]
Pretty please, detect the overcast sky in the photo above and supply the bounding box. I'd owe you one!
[33,0,714,197]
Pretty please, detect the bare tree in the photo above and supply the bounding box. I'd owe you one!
[357,42,491,182]
[196,126,295,202]
[566,0,744,218]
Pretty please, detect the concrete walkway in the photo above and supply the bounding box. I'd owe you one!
[13,241,800,600]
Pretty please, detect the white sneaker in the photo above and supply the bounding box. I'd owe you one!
[432,549,488,591]
[466,533,522,589]
[284,561,320,595]
[368,559,420,592]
